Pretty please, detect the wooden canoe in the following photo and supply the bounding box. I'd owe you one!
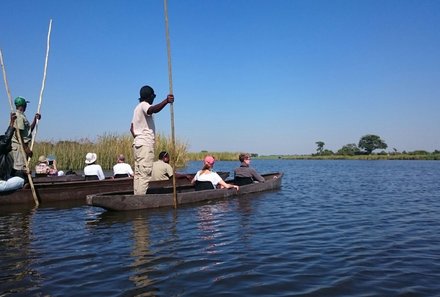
[0,172,230,206]
[87,172,283,211]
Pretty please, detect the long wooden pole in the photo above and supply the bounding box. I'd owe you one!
[0,49,39,207]
[164,0,178,208]
[30,19,52,151]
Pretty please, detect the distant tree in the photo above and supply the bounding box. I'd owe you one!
[321,149,334,156]
[358,134,387,154]
[337,143,360,156]
[315,141,325,155]
[409,150,429,155]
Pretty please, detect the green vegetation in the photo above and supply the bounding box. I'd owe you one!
[31,132,439,172]
[187,151,241,162]
[358,134,387,154]
[261,153,440,160]
[32,133,190,171]
[304,135,439,160]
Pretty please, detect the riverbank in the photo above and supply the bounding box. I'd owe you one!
[32,133,439,171]
[258,153,440,160]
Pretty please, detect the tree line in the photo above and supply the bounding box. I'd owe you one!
[315,134,439,156]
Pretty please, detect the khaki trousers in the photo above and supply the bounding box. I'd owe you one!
[133,144,154,195]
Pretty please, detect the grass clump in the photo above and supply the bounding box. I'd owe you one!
[32,133,189,171]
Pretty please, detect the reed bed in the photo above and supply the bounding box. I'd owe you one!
[187,151,242,162]
[31,133,189,171]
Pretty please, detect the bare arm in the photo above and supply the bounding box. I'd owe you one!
[218,179,239,190]
[130,123,135,138]
[147,95,174,115]
[30,113,41,132]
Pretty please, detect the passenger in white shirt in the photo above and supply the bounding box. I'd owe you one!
[84,152,105,180]
[113,154,134,178]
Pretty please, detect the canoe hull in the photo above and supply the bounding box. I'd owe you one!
[0,172,230,206]
[87,172,283,211]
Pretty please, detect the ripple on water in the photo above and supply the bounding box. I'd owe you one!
[1,160,440,296]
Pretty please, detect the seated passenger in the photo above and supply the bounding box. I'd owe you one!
[151,151,191,181]
[0,113,24,191]
[84,152,105,180]
[191,155,239,191]
[35,155,62,176]
[113,154,134,178]
[233,153,265,185]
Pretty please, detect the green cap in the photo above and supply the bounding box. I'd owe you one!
[14,96,30,107]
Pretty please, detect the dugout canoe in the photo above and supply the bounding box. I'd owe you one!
[0,172,230,206]
[87,172,283,211]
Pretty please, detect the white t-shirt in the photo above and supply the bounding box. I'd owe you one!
[193,170,222,187]
[84,164,105,180]
[131,101,155,146]
[113,163,134,176]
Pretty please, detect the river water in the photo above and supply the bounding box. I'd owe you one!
[1,160,439,297]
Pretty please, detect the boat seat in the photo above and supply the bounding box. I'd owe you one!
[194,181,215,191]
[234,176,254,186]
[114,174,130,179]
[35,173,48,178]
[85,175,100,181]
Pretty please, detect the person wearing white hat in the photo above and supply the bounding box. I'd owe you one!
[83,152,105,180]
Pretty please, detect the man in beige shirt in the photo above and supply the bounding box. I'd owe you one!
[152,151,192,182]
[130,85,174,195]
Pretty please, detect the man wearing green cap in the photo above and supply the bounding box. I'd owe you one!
[11,96,41,178]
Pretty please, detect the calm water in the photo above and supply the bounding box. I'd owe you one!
[1,160,439,297]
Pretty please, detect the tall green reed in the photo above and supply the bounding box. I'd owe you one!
[32,133,189,171]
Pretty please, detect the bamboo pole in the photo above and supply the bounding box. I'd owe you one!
[164,0,178,208]
[0,49,39,206]
[0,50,14,111]
[30,19,52,151]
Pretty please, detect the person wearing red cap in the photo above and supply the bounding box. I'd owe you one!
[130,85,174,195]
[11,96,41,179]
[191,155,239,191]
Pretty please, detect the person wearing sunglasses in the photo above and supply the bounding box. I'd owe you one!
[233,153,265,186]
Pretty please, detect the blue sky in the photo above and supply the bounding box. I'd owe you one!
[1,0,439,155]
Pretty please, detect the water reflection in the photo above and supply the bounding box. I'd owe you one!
[1,160,440,296]
[129,217,153,289]
[0,208,39,296]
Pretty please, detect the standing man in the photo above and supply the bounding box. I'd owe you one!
[130,85,174,195]
[11,96,41,179]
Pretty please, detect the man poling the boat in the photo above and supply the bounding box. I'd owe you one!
[130,85,174,195]
[11,96,41,180]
